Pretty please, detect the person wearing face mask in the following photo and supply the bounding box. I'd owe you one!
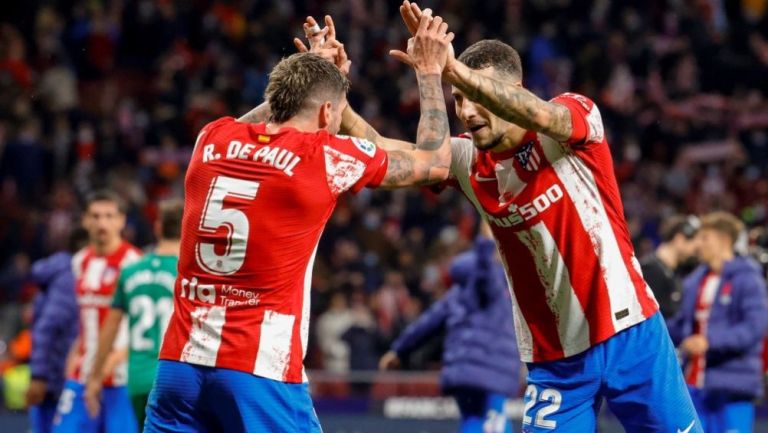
[668,212,768,433]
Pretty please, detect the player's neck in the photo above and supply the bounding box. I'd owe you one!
[265,118,320,134]
[154,239,180,256]
[707,250,734,274]
[491,125,528,154]
[92,237,123,256]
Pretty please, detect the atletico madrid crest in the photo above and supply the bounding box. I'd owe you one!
[515,140,541,172]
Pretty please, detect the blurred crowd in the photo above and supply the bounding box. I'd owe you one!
[1,0,768,381]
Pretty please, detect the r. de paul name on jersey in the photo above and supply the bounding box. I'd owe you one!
[201,140,301,177]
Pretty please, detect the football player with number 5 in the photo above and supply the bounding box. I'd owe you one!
[143,10,455,433]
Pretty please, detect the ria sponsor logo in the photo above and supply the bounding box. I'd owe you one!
[180,277,261,307]
[487,185,564,228]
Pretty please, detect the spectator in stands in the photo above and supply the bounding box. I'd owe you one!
[25,228,87,433]
[668,211,768,433]
[316,292,353,373]
[380,225,519,433]
[0,3,768,416]
[641,215,699,319]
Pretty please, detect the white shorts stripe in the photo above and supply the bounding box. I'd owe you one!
[516,222,591,357]
[552,153,644,331]
[180,306,226,366]
[253,310,295,381]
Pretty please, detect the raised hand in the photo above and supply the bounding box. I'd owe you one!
[399,0,424,36]
[293,15,328,53]
[396,3,456,74]
[294,15,351,75]
[390,10,455,75]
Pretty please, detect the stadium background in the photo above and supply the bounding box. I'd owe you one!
[1,0,768,431]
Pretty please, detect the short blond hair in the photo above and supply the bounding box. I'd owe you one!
[265,53,349,123]
[699,211,745,246]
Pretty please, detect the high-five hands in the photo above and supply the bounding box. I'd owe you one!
[397,2,455,71]
[294,15,351,76]
[399,0,423,36]
[389,8,455,75]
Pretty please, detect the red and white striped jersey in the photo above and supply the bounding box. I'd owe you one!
[159,117,388,383]
[685,273,721,387]
[447,93,658,363]
[71,242,142,385]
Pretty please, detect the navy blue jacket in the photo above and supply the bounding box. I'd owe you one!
[29,252,79,397]
[392,237,519,396]
[667,256,768,399]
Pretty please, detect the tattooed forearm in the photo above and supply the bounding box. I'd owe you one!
[342,105,416,151]
[449,65,573,142]
[380,73,451,188]
[381,150,448,188]
[237,102,271,124]
[382,150,416,187]
[415,73,450,151]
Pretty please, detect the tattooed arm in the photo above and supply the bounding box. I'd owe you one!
[379,72,451,188]
[237,102,271,124]
[444,61,572,141]
[341,106,416,151]
[378,11,453,188]
[396,1,571,142]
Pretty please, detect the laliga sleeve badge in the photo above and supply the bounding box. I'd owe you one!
[351,137,376,158]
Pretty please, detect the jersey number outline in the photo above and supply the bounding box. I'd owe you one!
[129,295,173,351]
[195,176,260,275]
[522,385,562,429]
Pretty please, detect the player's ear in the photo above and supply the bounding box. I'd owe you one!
[318,101,333,130]
[117,211,127,231]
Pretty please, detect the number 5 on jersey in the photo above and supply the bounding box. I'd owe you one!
[196,176,260,275]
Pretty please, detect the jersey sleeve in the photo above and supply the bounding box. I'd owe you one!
[450,136,476,179]
[550,93,605,147]
[323,135,389,195]
[192,117,238,153]
[431,136,475,193]
[111,270,128,311]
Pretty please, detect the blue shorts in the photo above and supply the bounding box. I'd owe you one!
[52,380,138,433]
[522,313,701,433]
[689,387,754,433]
[453,387,514,433]
[29,397,58,433]
[144,360,322,433]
